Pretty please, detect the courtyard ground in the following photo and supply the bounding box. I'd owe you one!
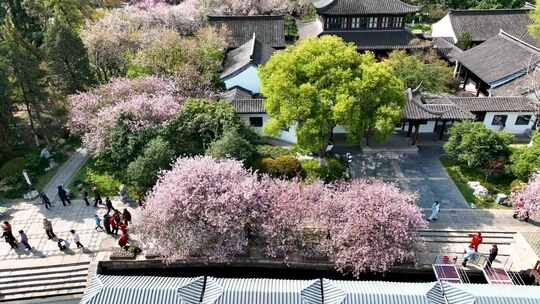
[350,146,470,209]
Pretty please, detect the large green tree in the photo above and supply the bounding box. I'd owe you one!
[385,50,455,93]
[259,35,405,154]
[510,132,540,181]
[44,18,94,94]
[0,47,14,160]
[444,122,514,169]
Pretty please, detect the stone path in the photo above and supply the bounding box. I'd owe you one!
[350,147,469,209]
[0,149,136,268]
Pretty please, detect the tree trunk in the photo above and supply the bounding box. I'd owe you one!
[25,102,40,147]
[33,104,50,146]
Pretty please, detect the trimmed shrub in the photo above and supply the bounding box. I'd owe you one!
[301,158,347,182]
[206,132,258,166]
[256,145,293,158]
[258,155,303,179]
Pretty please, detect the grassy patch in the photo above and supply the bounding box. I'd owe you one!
[441,156,513,209]
[68,159,122,197]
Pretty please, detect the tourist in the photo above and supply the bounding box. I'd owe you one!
[119,223,128,235]
[43,218,56,239]
[428,201,440,221]
[70,230,84,249]
[2,221,17,249]
[82,188,90,206]
[486,244,498,268]
[39,192,52,209]
[57,238,67,251]
[469,232,483,252]
[118,234,129,249]
[105,197,115,215]
[18,230,31,251]
[103,214,112,234]
[57,185,71,206]
[94,215,104,231]
[110,214,119,235]
[122,209,132,226]
[93,187,103,207]
[462,245,477,267]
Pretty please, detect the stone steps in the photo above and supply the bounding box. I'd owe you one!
[0,261,89,303]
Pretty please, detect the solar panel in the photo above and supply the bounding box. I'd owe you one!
[483,267,514,285]
[433,264,462,283]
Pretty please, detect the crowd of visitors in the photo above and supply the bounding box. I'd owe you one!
[3,184,138,254]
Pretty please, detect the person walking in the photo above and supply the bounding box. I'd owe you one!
[70,230,84,249]
[118,234,129,249]
[94,215,104,231]
[43,218,56,239]
[57,238,67,251]
[105,197,115,215]
[58,185,71,206]
[462,245,477,267]
[110,215,119,236]
[39,192,52,209]
[428,201,440,221]
[19,230,32,250]
[93,187,102,207]
[122,209,132,226]
[103,214,112,234]
[82,189,90,206]
[469,232,483,252]
[2,221,17,249]
[486,244,498,268]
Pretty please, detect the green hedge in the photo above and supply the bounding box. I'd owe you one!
[301,158,347,183]
[257,155,304,179]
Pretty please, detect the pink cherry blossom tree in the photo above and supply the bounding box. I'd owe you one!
[511,172,540,218]
[136,156,262,261]
[68,76,181,154]
[319,180,426,275]
[137,156,426,275]
[199,0,289,16]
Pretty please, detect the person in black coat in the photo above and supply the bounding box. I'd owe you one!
[57,185,71,206]
[93,187,103,207]
[103,214,112,234]
[486,244,498,268]
[82,189,90,206]
[39,192,52,209]
[105,197,115,215]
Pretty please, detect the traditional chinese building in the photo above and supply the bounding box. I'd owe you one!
[307,0,428,53]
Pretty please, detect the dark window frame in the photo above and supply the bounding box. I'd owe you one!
[249,117,264,127]
[492,115,508,126]
[515,115,532,126]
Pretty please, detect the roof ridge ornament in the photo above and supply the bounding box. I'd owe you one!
[311,0,334,9]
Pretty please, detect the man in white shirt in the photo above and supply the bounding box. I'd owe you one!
[70,230,84,249]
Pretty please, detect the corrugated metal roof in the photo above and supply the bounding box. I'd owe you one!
[428,282,475,304]
[450,283,540,304]
[81,275,202,304]
[206,278,319,304]
[329,280,440,304]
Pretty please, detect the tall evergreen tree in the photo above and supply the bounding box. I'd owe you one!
[5,37,49,146]
[44,18,95,94]
[0,46,14,157]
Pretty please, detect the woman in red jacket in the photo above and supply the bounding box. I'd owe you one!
[469,232,483,252]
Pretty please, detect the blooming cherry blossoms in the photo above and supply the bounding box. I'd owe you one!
[137,156,426,275]
[511,172,540,218]
[68,76,181,154]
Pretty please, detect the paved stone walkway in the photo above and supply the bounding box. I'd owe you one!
[0,150,137,269]
[350,147,469,209]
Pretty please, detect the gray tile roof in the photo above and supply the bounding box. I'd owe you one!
[220,33,275,79]
[208,15,286,49]
[446,96,538,112]
[230,98,266,114]
[316,0,419,16]
[433,37,463,63]
[448,9,533,43]
[456,31,540,85]
[223,88,266,114]
[321,30,430,50]
[403,95,476,121]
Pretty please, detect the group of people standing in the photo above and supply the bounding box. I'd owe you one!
[3,183,136,254]
[461,232,498,268]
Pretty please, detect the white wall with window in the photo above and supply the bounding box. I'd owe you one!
[237,113,298,143]
[483,112,536,134]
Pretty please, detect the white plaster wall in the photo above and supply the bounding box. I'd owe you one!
[483,112,536,134]
[224,65,260,94]
[431,14,457,42]
[403,121,436,133]
[237,113,297,143]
